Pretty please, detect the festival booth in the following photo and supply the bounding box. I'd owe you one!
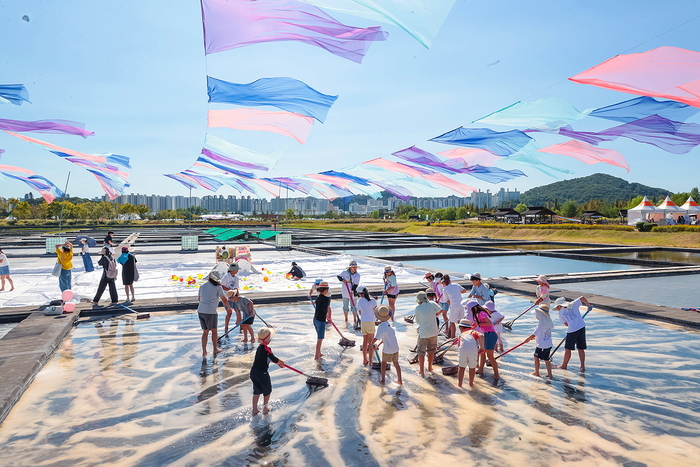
[627,196,660,225]
[581,210,605,224]
[520,206,556,224]
[653,196,682,225]
[493,208,521,223]
[680,197,700,225]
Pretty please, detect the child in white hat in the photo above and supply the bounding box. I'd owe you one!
[524,306,555,377]
[373,305,403,385]
[337,260,361,328]
[484,301,505,353]
[534,275,550,310]
[553,296,591,372]
[457,319,483,388]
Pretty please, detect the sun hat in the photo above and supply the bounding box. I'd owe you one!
[470,273,482,281]
[553,297,569,308]
[257,327,275,342]
[375,305,392,322]
[228,263,241,272]
[318,281,329,288]
[484,301,496,312]
[208,270,223,282]
[463,298,479,311]
[458,318,472,328]
[384,265,392,272]
[356,285,367,294]
[425,288,436,295]
[348,260,359,268]
[416,291,428,303]
[425,272,435,279]
[535,275,549,285]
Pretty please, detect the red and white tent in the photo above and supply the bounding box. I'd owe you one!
[657,196,681,212]
[680,196,700,213]
[627,196,660,224]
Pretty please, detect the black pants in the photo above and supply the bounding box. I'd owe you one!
[94,274,118,303]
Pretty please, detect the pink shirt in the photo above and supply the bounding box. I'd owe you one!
[477,311,495,333]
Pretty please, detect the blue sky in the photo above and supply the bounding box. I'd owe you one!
[1,0,699,200]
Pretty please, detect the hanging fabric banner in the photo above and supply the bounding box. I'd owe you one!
[299,0,456,48]
[569,46,700,108]
[204,134,283,169]
[589,96,699,123]
[0,171,64,203]
[208,109,314,144]
[429,127,533,156]
[207,76,338,123]
[0,84,30,106]
[0,118,93,138]
[473,98,592,128]
[437,147,501,167]
[201,0,387,63]
[597,115,700,155]
[538,140,630,172]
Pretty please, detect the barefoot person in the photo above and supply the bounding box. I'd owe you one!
[469,301,500,379]
[221,263,241,334]
[312,281,332,360]
[441,274,466,339]
[373,305,403,386]
[383,266,399,321]
[553,296,591,372]
[197,270,232,356]
[117,246,137,302]
[457,319,483,388]
[534,275,551,309]
[414,291,441,377]
[228,289,256,343]
[467,273,489,305]
[337,260,360,327]
[356,286,378,366]
[524,305,555,378]
[250,327,285,415]
[0,248,14,292]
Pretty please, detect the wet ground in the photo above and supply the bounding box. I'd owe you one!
[0,293,698,466]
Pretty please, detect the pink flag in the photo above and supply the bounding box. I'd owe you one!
[208,109,314,144]
[422,173,476,196]
[538,140,630,172]
[570,47,700,108]
[5,131,108,163]
[0,164,34,174]
[305,173,354,188]
[363,158,424,177]
[437,148,501,166]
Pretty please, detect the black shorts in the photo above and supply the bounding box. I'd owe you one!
[250,368,272,396]
[534,347,552,361]
[386,293,397,299]
[242,316,254,325]
[565,327,587,350]
[198,313,217,330]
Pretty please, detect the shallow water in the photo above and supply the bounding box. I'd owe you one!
[595,250,700,264]
[1,295,699,466]
[493,244,593,250]
[406,255,645,278]
[558,274,700,309]
[337,247,474,256]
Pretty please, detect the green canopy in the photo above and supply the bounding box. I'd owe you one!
[214,229,246,241]
[254,230,279,240]
[205,227,228,235]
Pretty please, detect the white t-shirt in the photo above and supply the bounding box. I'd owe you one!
[0,253,8,267]
[459,331,479,355]
[414,301,441,338]
[443,283,465,306]
[220,273,239,291]
[558,298,586,333]
[338,270,360,298]
[533,322,553,349]
[436,281,447,303]
[490,311,505,333]
[357,297,377,322]
[374,321,399,354]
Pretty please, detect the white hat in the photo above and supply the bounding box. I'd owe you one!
[209,270,223,282]
[535,275,549,285]
[484,301,496,312]
[356,285,367,294]
[348,260,358,268]
[463,299,479,311]
[553,297,569,308]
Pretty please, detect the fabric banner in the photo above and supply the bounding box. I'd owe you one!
[204,134,283,169]
[207,76,338,123]
[422,172,476,196]
[589,96,699,123]
[598,115,700,155]
[437,147,501,166]
[202,0,387,63]
[0,118,93,138]
[569,46,700,108]
[299,0,456,48]
[200,149,268,174]
[0,171,63,203]
[208,109,314,144]
[0,84,30,106]
[538,140,630,172]
[363,157,426,177]
[473,98,592,128]
[429,127,533,157]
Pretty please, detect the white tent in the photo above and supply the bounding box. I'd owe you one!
[627,196,660,225]
[656,195,682,224]
[680,197,700,224]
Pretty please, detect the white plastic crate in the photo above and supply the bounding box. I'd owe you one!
[45,237,67,254]
[275,234,292,249]
[181,235,199,251]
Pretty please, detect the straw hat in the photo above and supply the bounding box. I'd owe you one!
[458,318,472,328]
[470,272,482,281]
[348,260,359,268]
[375,305,392,322]
[416,291,428,303]
[484,301,496,312]
[257,327,275,342]
[318,281,329,288]
[228,263,240,272]
[553,297,569,309]
[425,288,436,295]
[535,275,549,285]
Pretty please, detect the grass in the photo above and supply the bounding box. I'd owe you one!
[282,220,700,248]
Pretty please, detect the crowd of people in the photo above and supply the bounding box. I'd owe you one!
[195,259,591,415]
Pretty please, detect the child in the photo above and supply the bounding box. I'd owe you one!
[197,270,232,356]
[383,266,399,322]
[468,301,500,379]
[534,275,550,309]
[373,305,403,385]
[553,296,591,372]
[308,278,323,300]
[457,319,483,388]
[250,327,285,415]
[337,260,360,327]
[485,301,505,352]
[228,289,256,343]
[312,281,332,360]
[441,274,467,339]
[287,261,305,280]
[356,286,378,366]
[524,306,555,378]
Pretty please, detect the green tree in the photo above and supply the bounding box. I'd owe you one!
[514,203,528,213]
[370,210,380,219]
[72,203,90,220]
[558,199,579,218]
[444,206,457,221]
[120,203,136,215]
[13,201,32,219]
[284,209,295,220]
[134,204,149,219]
[456,206,468,219]
[625,196,644,209]
[690,187,699,201]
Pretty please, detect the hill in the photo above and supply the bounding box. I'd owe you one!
[520,173,672,205]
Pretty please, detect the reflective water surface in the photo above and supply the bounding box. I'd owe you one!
[0,295,698,466]
[337,247,474,256]
[406,255,645,278]
[595,250,700,264]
